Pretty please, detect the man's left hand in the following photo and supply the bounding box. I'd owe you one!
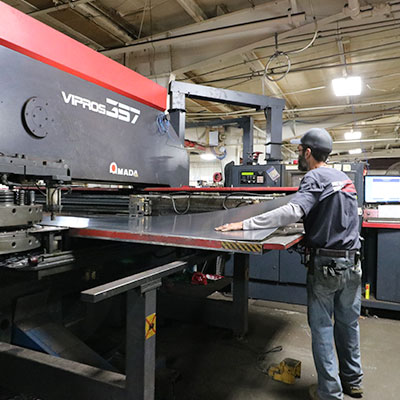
[215,221,243,231]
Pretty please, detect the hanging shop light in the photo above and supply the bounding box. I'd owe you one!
[332,76,362,96]
[344,130,362,140]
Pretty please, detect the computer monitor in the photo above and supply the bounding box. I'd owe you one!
[364,175,400,203]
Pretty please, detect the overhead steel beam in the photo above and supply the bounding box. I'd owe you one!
[100,12,306,56]
[169,4,400,77]
[170,12,348,75]
[289,0,298,13]
[103,0,291,51]
[74,3,134,44]
[88,1,139,39]
[18,0,104,49]
[180,3,288,114]
[24,0,136,46]
[180,1,243,114]
[28,0,93,17]
[176,0,207,22]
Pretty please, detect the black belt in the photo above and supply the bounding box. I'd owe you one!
[311,248,358,258]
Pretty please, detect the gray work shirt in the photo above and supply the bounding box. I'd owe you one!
[290,167,360,250]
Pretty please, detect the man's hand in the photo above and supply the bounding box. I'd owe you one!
[215,221,243,231]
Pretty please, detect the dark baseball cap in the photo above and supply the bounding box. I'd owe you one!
[291,128,333,153]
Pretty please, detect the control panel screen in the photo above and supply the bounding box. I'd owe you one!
[240,171,265,184]
[364,176,400,203]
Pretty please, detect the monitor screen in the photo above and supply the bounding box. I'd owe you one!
[364,176,400,203]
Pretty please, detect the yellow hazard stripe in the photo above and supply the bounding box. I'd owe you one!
[221,242,262,253]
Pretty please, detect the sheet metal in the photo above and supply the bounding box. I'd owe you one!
[42,194,295,244]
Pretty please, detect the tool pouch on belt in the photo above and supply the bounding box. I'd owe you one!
[321,260,347,277]
[307,248,361,277]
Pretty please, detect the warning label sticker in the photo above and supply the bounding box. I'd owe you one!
[145,313,156,340]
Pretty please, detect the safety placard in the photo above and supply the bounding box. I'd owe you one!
[145,313,156,340]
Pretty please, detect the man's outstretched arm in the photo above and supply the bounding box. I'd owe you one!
[215,202,304,232]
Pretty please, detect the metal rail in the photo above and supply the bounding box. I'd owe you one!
[81,260,187,303]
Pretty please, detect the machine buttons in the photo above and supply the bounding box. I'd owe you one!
[240,171,265,184]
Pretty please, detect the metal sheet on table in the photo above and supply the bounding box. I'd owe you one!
[42,194,295,242]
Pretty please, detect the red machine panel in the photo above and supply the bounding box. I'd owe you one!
[0,2,167,111]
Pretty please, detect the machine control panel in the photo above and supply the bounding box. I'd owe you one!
[225,163,283,187]
[240,171,265,184]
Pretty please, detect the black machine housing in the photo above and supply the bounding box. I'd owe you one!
[0,46,188,187]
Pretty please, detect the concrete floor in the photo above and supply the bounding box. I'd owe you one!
[158,296,400,400]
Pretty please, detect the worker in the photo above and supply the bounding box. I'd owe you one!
[215,128,363,400]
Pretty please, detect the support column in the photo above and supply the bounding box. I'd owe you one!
[168,85,186,145]
[232,253,249,337]
[169,110,186,144]
[125,282,159,400]
[239,116,254,165]
[265,106,283,161]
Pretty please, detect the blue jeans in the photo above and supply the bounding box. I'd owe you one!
[307,255,363,400]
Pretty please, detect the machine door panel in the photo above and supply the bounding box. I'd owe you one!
[249,252,279,281]
[224,252,279,282]
[376,229,400,303]
[279,250,306,284]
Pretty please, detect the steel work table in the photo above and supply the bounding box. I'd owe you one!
[42,196,304,334]
[42,211,303,338]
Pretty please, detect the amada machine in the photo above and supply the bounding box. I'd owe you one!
[0,3,305,400]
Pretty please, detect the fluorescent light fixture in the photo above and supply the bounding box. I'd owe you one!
[200,153,216,161]
[349,148,362,155]
[344,130,362,140]
[332,76,362,96]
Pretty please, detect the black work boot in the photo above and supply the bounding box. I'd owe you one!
[342,384,363,398]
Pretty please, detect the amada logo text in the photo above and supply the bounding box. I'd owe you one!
[61,91,141,124]
[109,162,138,177]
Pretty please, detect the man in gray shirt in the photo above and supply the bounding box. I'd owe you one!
[216,128,363,400]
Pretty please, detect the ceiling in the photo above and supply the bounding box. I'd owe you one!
[5,0,400,162]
